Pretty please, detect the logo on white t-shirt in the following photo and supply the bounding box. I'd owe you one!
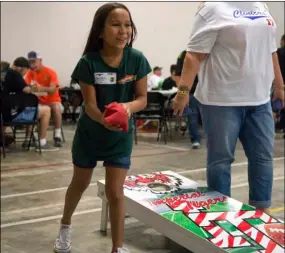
[233,10,270,20]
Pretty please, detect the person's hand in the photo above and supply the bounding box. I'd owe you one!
[102,111,123,132]
[103,121,123,131]
[101,103,131,131]
[273,87,285,108]
[172,91,189,116]
[34,81,41,86]
[120,103,132,118]
[30,85,41,92]
[23,86,32,93]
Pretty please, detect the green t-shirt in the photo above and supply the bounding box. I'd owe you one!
[71,47,151,161]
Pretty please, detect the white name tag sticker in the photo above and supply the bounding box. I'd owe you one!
[94,72,117,85]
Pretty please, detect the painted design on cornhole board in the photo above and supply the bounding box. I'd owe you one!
[123,171,284,253]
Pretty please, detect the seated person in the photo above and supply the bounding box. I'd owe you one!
[1,61,10,91]
[1,61,10,72]
[2,56,58,151]
[1,61,13,147]
[1,61,10,79]
[161,64,177,90]
[25,51,63,147]
[147,66,164,90]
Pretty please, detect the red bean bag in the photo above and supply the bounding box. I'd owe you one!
[104,102,129,132]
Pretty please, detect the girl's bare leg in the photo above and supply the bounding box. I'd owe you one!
[105,167,128,252]
[61,165,94,225]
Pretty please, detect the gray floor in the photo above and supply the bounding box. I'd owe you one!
[1,126,284,253]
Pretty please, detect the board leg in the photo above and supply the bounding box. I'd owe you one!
[100,199,109,234]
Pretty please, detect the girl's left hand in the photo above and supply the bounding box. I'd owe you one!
[121,103,132,118]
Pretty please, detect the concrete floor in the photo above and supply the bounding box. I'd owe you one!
[1,126,284,253]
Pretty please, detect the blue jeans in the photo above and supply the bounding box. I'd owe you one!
[187,94,201,143]
[199,102,274,209]
[12,107,37,122]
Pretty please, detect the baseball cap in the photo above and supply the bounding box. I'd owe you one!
[27,51,41,60]
[13,57,30,68]
[153,66,162,71]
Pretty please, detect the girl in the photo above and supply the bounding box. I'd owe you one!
[173,2,284,214]
[54,3,151,253]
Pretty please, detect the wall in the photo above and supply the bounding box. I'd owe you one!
[1,1,284,86]
[1,2,199,85]
[266,1,285,46]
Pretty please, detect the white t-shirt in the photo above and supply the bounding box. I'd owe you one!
[187,2,277,106]
[147,74,164,90]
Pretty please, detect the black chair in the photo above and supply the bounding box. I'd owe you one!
[0,93,41,157]
[134,92,168,144]
[164,92,178,138]
[165,92,177,118]
[60,87,83,123]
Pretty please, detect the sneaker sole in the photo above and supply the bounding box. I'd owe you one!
[53,245,71,253]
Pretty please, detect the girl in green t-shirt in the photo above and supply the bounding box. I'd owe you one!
[54,3,151,253]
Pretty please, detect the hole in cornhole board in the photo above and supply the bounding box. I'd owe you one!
[147,183,172,192]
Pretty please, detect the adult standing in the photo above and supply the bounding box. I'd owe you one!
[173,2,284,213]
[176,50,201,149]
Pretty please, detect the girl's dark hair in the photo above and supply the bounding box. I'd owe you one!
[82,3,137,55]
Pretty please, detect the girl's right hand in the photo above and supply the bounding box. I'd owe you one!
[101,111,123,131]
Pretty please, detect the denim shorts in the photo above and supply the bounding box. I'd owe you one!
[73,156,131,170]
[12,107,37,122]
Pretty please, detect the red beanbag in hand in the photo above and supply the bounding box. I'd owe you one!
[104,102,129,132]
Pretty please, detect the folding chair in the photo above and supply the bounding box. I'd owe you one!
[134,92,168,144]
[0,93,41,158]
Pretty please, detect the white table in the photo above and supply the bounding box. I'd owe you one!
[148,88,177,97]
[97,170,284,253]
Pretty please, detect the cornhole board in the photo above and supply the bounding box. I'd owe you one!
[97,171,284,253]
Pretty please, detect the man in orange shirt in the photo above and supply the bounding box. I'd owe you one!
[25,51,63,147]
